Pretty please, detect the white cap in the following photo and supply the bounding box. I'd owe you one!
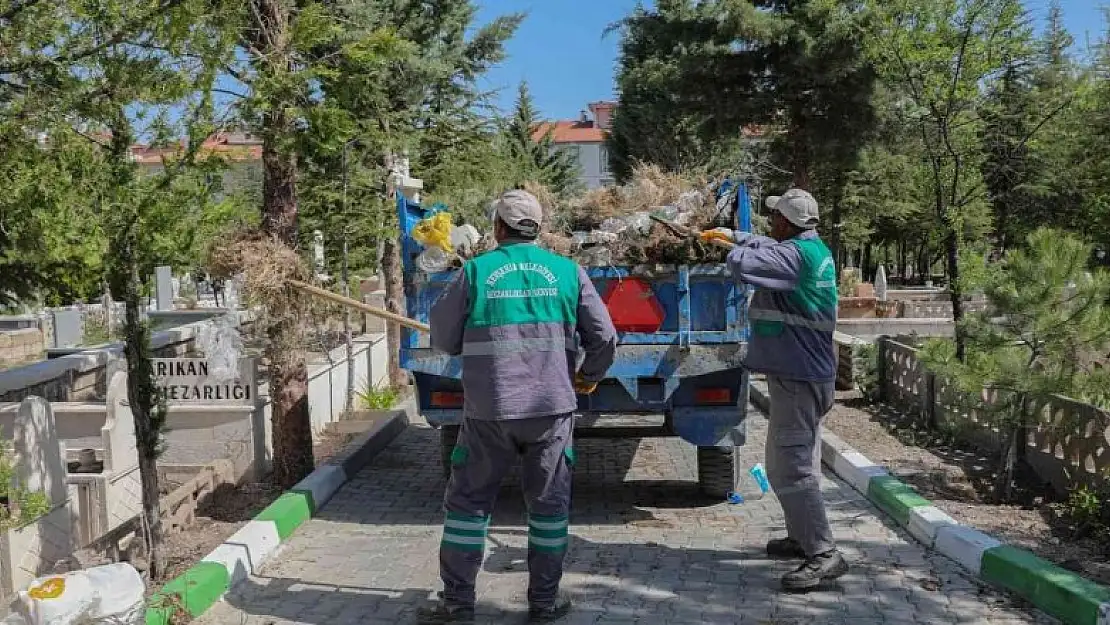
[489,190,543,237]
[765,188,820,229]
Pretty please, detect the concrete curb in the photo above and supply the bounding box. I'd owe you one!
[144,408,410,625]
[749,380,1110,625]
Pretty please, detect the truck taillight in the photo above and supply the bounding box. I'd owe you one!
[430,392,464,408]
[695,388,731,405]
[601,278,665,333]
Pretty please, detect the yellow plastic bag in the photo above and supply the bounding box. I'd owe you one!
[412,212,454,252]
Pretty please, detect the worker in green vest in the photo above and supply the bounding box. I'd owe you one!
[702,188,847,591]
[419,190,617,624]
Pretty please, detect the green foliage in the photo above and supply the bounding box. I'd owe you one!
[1063,479,1110,539]
[867,0,1045,344]
[0,442,50,530]
[82,316,113,346]
[357,384,400,411]
[287,0,520,275]
[608,0,876,200]
[855,342,882,403]
[502,82,581,197]
[920,228,1110,500]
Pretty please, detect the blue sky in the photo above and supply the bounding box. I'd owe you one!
[474,0,1108,122]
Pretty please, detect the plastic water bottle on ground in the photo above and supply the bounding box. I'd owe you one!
[729,462,771,503]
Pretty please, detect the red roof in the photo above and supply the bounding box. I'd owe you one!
[131,132,263,165]
[532,121,605,145]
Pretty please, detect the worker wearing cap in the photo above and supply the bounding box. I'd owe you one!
[701,188,846,591]
[419,190,617,624]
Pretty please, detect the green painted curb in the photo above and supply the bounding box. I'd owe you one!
[145,561,230,625]
[256,491,313,540]
[866,475,931,526]
[981,545,1110,625]
[290,486,318,514]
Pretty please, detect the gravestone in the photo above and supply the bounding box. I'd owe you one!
[13,397,67,505]
[104,372,138,473]
[313,230,326,277]
[2,397,73,599]
[52,309,83,348]
[154,265,173,311]
[875,265,888,302]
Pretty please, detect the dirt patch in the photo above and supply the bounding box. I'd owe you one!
[826,392,1110,586]
[157,427,355,582]
[160,480,282,581]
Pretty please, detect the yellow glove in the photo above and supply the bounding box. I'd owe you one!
[574,373,599,395]
[699,227,734,245]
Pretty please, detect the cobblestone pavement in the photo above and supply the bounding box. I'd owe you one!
[198,409,1053,625]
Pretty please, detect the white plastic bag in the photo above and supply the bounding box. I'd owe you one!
[14,563,144,625]
[84,563,144,623]
[15,571,95,625]
[416,247,453,272]
[449,224,480,255]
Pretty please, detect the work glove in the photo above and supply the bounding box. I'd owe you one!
[699,227,735,245]
[574,372,599,395]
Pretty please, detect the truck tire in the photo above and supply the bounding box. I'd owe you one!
[697,446,740,498]
[440,425,460,479]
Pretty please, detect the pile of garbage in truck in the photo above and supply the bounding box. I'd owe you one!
[412,165,753,271]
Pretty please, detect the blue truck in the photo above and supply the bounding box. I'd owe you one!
[396,183,753,496]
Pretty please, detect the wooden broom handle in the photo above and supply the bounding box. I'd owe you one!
[287,280,431,334]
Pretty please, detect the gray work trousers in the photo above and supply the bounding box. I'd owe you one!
[766,376,836,557]
[439,414,574,610]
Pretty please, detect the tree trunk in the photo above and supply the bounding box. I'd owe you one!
[862,243,873,282]
[270,347,313,488]
[944,226,966,360]
[105,111,165,580]
[260,116,299,246]
[249,0,314,487]
[382,236,406,387]
[790,107,811,190]
[122,274,166,581]
[898,240,907,282]
[993,425,1019,503]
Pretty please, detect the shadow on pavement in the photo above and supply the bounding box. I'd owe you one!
[216,531,974,625]
[317,425,717,528]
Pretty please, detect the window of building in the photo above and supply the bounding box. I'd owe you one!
[561,145,581,164]
[600,146,611,175]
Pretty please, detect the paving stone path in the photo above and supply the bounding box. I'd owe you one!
[197,408,1053,624]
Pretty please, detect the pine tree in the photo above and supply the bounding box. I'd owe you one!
[607,0,876,196]
[979,0,1084,255]
[980,63,1039,255]
[503,82,580,196]
[921,229,1110,502]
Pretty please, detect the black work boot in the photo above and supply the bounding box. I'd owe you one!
[417,599,476,624]
[781,549,849,591]
[766,537,806,559]
[528,596,572,623]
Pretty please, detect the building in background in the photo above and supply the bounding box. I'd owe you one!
[131,131,264,199]
[533,100,616,190]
